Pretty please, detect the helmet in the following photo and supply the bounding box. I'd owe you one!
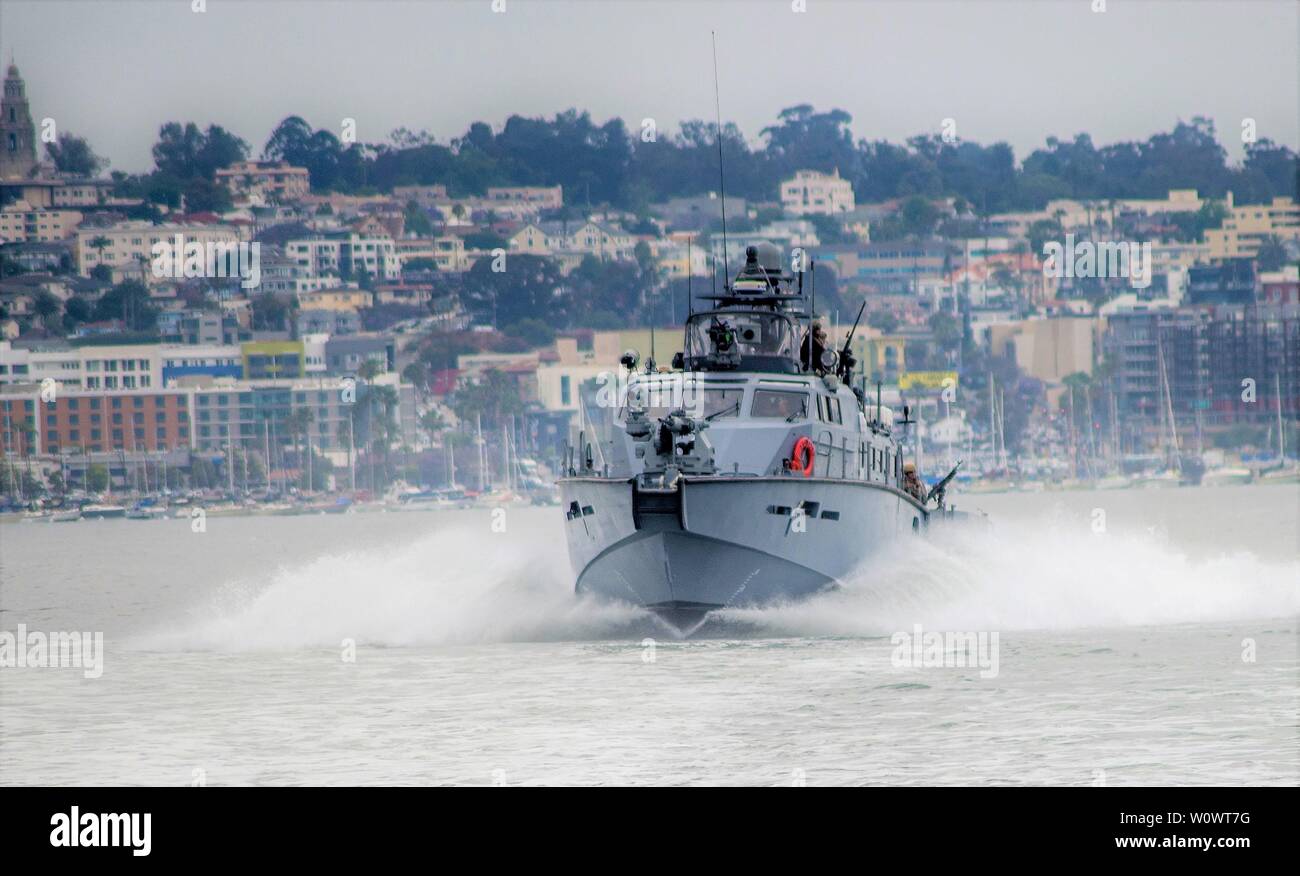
[903,462,916,473]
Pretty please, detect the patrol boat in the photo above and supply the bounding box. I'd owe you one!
[558,244,962,629]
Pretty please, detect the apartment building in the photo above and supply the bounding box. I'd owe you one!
[0,383,191,455]
[284,232,401,281]
[1104,304,1300,429]
[484,185,564,210]
[819,239,948,294]
[188,374,416,453]
[160,344,243,383]
[781,169,855,216]
[1204,196,1300,259]
[0,340,163,390]
[394,236,470,272]
[76,221,247,278]
[215,160,310,204]
[0,200,83,243]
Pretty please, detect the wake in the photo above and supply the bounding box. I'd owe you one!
[131,510,1299,650]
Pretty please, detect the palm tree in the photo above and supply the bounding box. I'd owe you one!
[419,408,447,449]
[88,236,111,270]
[352,359,387,489]
[32,291,61,332]
[283,407,315,488]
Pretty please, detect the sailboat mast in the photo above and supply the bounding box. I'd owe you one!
[1277,372,1286,461]
[1157,341,1180,470]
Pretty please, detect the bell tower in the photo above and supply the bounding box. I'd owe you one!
[0,61,38,180]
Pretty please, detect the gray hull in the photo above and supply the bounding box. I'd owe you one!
[560,475,927,620]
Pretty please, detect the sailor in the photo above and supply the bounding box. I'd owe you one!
[903,462,925,502]
[800,322,829,374]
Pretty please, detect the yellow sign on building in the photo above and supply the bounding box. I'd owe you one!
[899,371,959,390]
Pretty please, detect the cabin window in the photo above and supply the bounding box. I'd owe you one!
[700,388,744,419]
[751,390,807,419]
[819,396,842,424]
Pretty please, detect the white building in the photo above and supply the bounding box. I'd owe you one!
[781,169,855,216]
[0,340,163,390]
[285,233,401,281]
[76,221,247,280]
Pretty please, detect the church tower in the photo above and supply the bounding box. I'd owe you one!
[0,62,38,180]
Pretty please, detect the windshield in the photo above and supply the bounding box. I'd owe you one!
[752,389,808,419]
[686,311,797,363]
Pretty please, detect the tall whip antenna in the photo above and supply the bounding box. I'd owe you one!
[711,31,730,286]
[687,234,693,316]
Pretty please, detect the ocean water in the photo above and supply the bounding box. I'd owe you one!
[0,485,1296,786]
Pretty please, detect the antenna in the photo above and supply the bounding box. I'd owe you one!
[649,304,657,373]
[711,31,730,285]
[810,258,816,320]
[687,234,693,316]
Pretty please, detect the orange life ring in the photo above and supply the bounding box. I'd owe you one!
[792,436,815,477]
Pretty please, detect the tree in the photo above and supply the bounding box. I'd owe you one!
[503,318,556,349]
[403,201,435,237]
[419,409,447,447]
[928,311,962,350]
[868,311,900,334]
[401,361,431,395]
[181,177,233,213]
[62,296,91,331]
[1254,236,1290,272]
[86,463,109,493]
[88,235,111,268]
[251,294,291,332]
[899,196,940,237]
[1026,218,1063,260]
[565,256,649,328]
[450,369,523,432]
[403,257,438,273]
[33,291,61,330]
[461,254,565,329]
[263,116,350,190]
[464,231,508,251]
[93,281,159,333]
[152,122,249,180]
[45,132,105,176]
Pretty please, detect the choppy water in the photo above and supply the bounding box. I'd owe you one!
[1,485,1296,785]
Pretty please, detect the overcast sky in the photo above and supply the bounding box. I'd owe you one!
[1,0,1296,174]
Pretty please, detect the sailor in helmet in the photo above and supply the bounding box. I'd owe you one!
[800,321,829,374]
[902,461,925,502]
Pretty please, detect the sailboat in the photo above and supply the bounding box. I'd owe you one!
[1137,341,1183,488]
[1260,373,1299,484]
[1096,391,1131,489]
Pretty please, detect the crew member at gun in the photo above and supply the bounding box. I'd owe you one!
[902,462,925,502]
[800,322,829,374]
